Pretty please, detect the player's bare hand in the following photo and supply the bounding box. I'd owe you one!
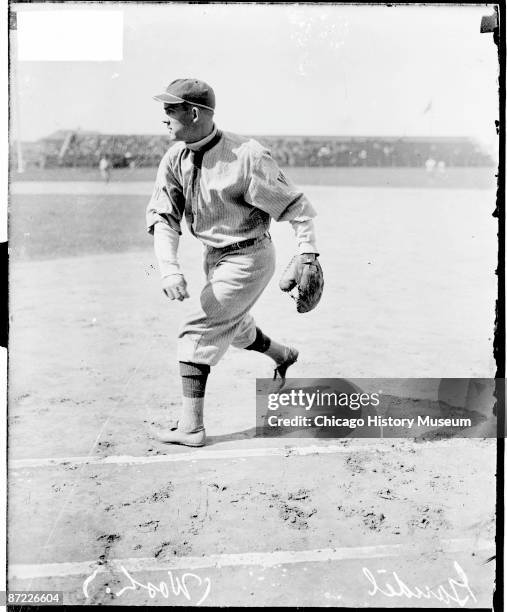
[162,274,189,301]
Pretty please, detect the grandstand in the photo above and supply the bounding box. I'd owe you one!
[11,130,495,170]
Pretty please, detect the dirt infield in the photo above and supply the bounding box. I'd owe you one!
[7,179,498,605]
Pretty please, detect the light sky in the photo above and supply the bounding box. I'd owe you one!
[10,3,499,146]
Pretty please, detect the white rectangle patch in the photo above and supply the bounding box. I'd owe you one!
[16,9,123,61]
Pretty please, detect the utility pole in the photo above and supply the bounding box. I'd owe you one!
[9,9,23,173]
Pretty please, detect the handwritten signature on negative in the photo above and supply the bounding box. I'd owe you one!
[362,560,477,607]
[82,564,211,605]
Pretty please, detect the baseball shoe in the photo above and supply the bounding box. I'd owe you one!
[273,347,299,386]
[155,425,206,447]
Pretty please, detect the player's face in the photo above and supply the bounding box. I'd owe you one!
[162,104,193,142]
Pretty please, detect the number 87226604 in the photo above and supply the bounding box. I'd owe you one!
[5,591,63,604]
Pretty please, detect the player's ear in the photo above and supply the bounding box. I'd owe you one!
[191,106,199,123]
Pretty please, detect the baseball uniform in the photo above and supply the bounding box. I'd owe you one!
[148,77,320,446]
[147,125,318,366]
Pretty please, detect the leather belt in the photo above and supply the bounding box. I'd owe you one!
[219,233,270,254]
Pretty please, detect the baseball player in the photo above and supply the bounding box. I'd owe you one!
[147,78,320,447]
[99,155,111,182]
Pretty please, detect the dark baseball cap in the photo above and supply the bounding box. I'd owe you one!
[153,79,215,111]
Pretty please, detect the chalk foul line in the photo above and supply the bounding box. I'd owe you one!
[10,442,410,470]
[9,538,494,580]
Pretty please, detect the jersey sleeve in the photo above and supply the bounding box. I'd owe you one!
[290,218,319,254]
[146,153,186,235]
[153,221,182,278]
[244,149,317,222]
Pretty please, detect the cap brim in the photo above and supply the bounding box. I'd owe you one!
[153,92,185,104]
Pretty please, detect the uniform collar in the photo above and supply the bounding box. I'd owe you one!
[185,125,219,152]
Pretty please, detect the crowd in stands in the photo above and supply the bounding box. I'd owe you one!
[256,137,493,168]
[13,131,495,169]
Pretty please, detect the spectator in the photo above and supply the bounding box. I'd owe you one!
[37,132,494,169]
[425,158,436,173]
[99,156,111,182]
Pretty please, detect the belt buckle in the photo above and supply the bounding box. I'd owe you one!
[224,236,260,253]
[224,241,240,253]
[236,239,250,251]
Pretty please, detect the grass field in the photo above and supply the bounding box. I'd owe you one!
[7,170,498,605]
[8,166,499,262]
[10,194,150,260]
[11,165,497,190]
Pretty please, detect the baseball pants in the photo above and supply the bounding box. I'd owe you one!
[177,235,276,366]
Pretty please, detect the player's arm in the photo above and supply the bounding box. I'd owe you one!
[146,155,189,301]
[244,149,319,257]
[284,214,319,258]
[245,148,323,312]
[153,223,189,301]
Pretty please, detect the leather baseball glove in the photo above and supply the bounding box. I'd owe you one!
[279,253,324,313]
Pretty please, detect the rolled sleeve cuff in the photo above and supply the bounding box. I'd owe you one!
[160,263,182,278]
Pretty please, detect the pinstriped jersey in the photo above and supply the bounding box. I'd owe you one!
[146,128,317,249]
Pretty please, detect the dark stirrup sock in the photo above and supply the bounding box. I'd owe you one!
[244,327,271,353]
[178,361,210,433]
[179,361,210,398]
[244,327,290,365]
